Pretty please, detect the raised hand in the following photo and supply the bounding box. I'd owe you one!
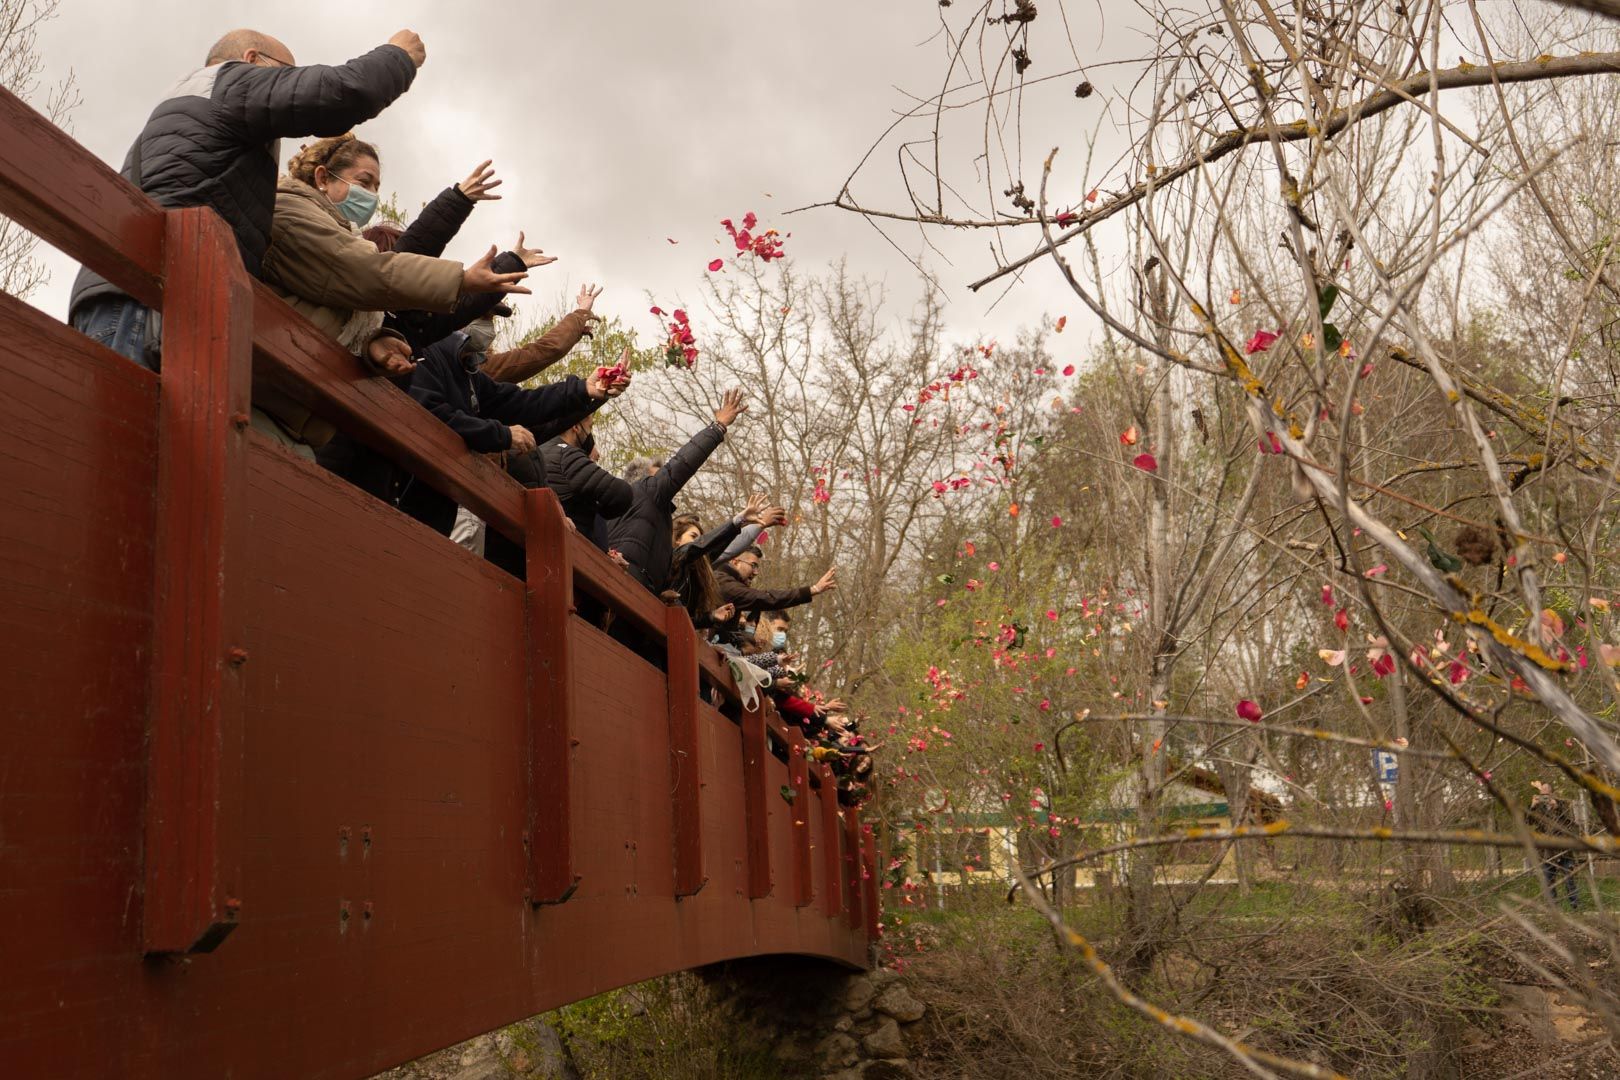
[741,493,770,525]
[387,29,426,67]
[714,388,747,428]
[587,350,634,400]
[513,231,556,268]
[810,566,837,596]
[759,504,789,528]
[462,245,530,296]
[576,282,603,313]
[457,160,502,201]
[507,424,537,454]
[711,603,736,624]
[366,334,416,377]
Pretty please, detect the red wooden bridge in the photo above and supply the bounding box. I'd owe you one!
[0,88,875,1079]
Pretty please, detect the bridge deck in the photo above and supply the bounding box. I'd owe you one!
[0,88,874,1080]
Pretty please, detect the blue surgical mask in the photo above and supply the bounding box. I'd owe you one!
[770,630,788,650]
[334,179,379,228]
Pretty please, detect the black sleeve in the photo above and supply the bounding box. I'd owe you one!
[505,448,549,490]
[554,446,635,518]
[718,574,815,613]
[693,520,742,561]
[217,45,418,142]
[385,251,523,353]
[392,186,475,258]
[480,373,600,444]
[647,422,726,505]
[408,358,511,453]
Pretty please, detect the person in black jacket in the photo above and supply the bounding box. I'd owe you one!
[69,27,427,369]
[606,389,747,593]
[541,415,634,548]
[397,329,630,536]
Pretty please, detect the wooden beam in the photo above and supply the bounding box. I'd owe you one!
[247,292,525,542]
[817,763,842,920]
[842,805,863,932]
[664,606,705,897]
[524,489,579,904]
[784,727,813,907]
[861,824,879,943]
[143,208,251,954]
[740,698,771,900]
[0,88,163,308]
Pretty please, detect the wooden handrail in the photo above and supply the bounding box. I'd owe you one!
[0,83,876,950]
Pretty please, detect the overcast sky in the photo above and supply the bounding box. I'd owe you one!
[26,0,1147,351]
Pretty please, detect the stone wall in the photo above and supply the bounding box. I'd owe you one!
[697,958,927,1079]
[371,959,926,1080]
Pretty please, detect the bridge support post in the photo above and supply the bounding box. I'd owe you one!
[785,727,813,907]
[665,606,706,896]
[143,208,251,954]
[817,763,842,920]
[524,489,579,904]
[862,825,880,942]
[843,805,864,931]
[741,704,771,899]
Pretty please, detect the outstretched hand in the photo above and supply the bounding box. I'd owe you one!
[714,388,747,428]
[387,29,426,67]
[587,347,634,400]
[513,231,556,268]
[810,566,837,596]
[741,493,770,525]
[576,282,603,313]
[457,160,502,201]
[463,245,530,296]
[711,603,736,624]
[366,335,416,377]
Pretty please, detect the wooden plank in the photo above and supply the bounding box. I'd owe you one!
[571,535,666,639]
[525,488,579,904]
[817,763,843,919]
[143,208,252,954]
[862,825,880,943]
[843,805,863,931]
[740,698,771,900]
[0,87,163,308]
[664,605,705,896]
[784,727,813,907]
[247,290,526,542]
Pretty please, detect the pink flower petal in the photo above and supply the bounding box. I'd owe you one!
[707,258,724,272]
[1235,699,1263,722]
[1132,452,1158,472]
[1245,329,1279,355]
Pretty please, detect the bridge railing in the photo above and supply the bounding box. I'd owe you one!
[0,85,878,957]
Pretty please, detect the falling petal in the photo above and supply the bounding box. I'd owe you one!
[1132,452,1158,472]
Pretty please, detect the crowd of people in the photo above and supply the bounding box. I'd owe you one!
[67,28,874,807]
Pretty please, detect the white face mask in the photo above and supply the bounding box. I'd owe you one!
[462,318,498,358]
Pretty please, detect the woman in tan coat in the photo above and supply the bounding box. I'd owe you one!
[258,132,528,451]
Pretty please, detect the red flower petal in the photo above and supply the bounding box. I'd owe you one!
[707,258,724,272]
[1236,699,1263,722]
[1245,329,1279,355]
[1062,364,1075,376]
[1132,452,1158,472]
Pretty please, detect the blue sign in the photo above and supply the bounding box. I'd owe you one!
[1374,750,1399,784]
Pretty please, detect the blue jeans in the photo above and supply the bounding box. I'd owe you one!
[71,294,160,371]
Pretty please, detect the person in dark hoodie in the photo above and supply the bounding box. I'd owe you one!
[70,27,427,368]
[397,323,630,537]
[606,389,747,593]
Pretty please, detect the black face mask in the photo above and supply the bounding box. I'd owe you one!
[579,432,596,456]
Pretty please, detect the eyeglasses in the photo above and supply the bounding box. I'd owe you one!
[252,52,292,68]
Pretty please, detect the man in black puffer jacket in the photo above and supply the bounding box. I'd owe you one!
[398,328,630,537]
[68,27,427,369]
[541,415,634,549]
[606,389,746,593]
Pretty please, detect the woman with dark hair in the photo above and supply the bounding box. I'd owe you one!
[668,496,785,628]
[257,133,528,452]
